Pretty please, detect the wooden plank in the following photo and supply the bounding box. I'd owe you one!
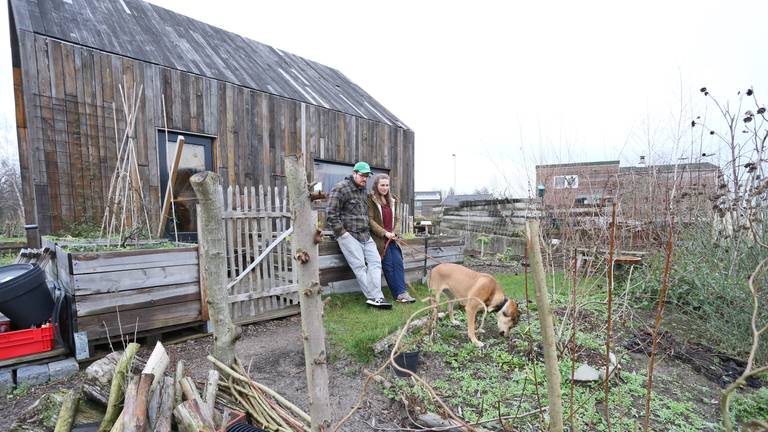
[254,187,264,315]
[18,33,45,235]
[234,184,243,319]
[156,135,185,238]
[81,49,104,222]
[77,300,202,341]
[264,185,275,311]
[55,245,73,294]
[37,38,62,231]
[225,84,235,186]
[170,69,181,128]
[232,304,299,326]
[76,282,201,316]
[74,48,94,222]
[0,347,67,370]
[73,264,200,295]
[180,72,191,130]
[227,284,297,303]
[61,43,83,224]
[70,247,198,274]
[243,187,255,317]
[273,187,285,288]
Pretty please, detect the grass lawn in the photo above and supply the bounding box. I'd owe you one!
[324,273,530,363]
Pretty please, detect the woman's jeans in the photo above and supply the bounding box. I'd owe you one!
[382,242,407,298]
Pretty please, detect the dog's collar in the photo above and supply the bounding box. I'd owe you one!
[490,297,508,313]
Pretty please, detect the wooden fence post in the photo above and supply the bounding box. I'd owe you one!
[285,155,331,432]
[191,171,238,367]
[526,220,564,432]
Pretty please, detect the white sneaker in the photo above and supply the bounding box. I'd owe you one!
[366,297,392,309]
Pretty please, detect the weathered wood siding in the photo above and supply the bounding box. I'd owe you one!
[13,34,415,235]
[319,237,464,293]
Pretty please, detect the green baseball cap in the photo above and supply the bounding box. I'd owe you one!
[353,161,372,174]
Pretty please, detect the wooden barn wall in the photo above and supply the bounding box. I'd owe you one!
[14,34,414,234]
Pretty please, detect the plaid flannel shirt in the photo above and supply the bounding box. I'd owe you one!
[326,176,370,242]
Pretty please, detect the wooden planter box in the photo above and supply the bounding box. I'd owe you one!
[44,239,204,344]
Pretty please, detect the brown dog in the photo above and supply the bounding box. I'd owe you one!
[429,263,520,348]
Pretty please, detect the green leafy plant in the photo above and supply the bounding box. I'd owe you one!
[475,235,491,258]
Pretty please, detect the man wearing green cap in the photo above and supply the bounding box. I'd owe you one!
[326,161,392,309]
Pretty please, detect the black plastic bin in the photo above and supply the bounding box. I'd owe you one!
[0,264,54,329]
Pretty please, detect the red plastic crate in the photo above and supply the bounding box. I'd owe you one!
[0,325,54,360]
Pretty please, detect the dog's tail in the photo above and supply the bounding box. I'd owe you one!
[420,267,435,303]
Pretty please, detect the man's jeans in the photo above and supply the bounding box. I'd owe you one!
[337,233,384,300]
[382,242,406,298]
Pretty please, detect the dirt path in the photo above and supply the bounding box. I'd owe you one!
[1,314,401,431]
[170,314,403,431]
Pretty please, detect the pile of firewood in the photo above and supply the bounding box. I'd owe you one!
[54,342,310,432]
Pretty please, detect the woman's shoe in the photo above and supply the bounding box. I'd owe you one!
[396,292,416,303]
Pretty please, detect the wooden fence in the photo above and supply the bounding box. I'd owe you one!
[221,185,298,325]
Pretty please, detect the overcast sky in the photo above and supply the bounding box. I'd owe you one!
[1,0,767,195]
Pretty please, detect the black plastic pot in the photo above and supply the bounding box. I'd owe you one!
[226,423,267,432]
[0,264,54,329]
[392,350,420,377]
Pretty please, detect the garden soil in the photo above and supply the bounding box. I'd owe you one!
[1,287,736,431]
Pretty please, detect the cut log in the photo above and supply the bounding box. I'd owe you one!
[84,351,123,405]
[191,171,239,367]
[203,369,219,418]
[98,342,140,432]
[109,411,124,432]
[285,154,331,432]
[147,376,163,429]
[181,376,206,414]
[125,373,153,432]
[174,360,184,407]
[154,376,175,432]
[173,399,216,432]
[54,388,80,432]
[121,376,138,431]
[141,341,169,394]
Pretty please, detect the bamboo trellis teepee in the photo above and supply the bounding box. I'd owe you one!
[100,81,152,245]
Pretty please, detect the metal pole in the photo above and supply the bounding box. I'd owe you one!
[452,153,456,194]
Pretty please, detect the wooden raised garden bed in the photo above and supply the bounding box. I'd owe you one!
[44,238,204,346]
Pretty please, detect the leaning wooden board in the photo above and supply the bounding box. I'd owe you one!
[47,239,203,343]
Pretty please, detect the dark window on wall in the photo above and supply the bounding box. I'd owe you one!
[313,160,388,193]
[157,130,214,240]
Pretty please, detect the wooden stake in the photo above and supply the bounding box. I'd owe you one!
[526,220,564,432]
[285,155,331,432]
